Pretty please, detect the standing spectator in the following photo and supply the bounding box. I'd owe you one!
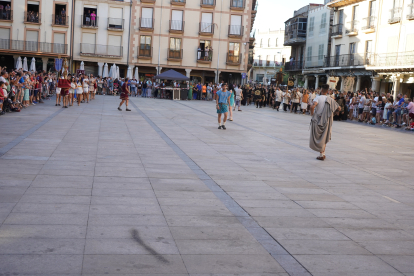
[207,82,212,101]
[142,80,147,97]
[233,85,243,112]
[130,78,137,97]
[91,11,96,26]
[201,83,207,100]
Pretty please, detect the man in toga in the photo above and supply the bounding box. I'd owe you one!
[310,84,341,161]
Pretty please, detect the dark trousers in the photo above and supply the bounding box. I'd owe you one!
[274,101,281,110]
[292,102,299,113]
[283,103,290,111]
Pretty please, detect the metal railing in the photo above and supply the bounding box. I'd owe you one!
[331,24,343,36]
[138,46,152,58]
[197,49,213,61]
[169,20,184,32]
[253,59,283,67]
[80,43,123,57]
[200,0,215,6]
[304,56,325,68]
[284,61,303,71]
[81,14,98,27]
[140,18,154,29]
[229,25,243,37]
[141,0,156,2]
[108,18,124,30]
[0,10,12,21]
[0,39,67,54]
[199,22,214,34]
[324,54,367,67]
[362,16,376,30]
[226,53,242,64]
[52,14,69,26]
[389,7,402,23]
[171,0,186,4]
[168,48,183,59]
[24,12,41,23]
[345,20,358,34]
[230,0,245,9]
[369,51,414,67]
[284,28,306,45]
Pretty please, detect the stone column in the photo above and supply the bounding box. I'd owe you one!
[97,62,104,77]
[340,76,345,91]
[371,75,381,92]
[157,67,162,75]
[215,70,221,83]
[356,76,361,92]
[315,75,320,89]
[185,69,192,78]
[326,74,330,84]
[304,75,308,89]
[393,74,403,99]
[294,75,298,87]
[42,57,48,72]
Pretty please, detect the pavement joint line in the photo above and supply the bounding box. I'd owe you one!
[175,101,413,189]
[382,196,401,203]
[0,108,65,158]
[130,100,313,276]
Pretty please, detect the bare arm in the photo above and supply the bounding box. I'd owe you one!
[310,101,318,116]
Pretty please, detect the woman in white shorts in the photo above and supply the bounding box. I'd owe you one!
[89,75,95,100]
[82,75,89,103]
[55,86,61,106]
[76,79,83,106]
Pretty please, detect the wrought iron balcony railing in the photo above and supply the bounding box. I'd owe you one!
[389,7,402,23]
[200,0,215,7]
[24,12,41,24]
[228,25,243,38]
[81,14,98,28]
[324,54,367,67]
[80,43,123,57]
[0,10,12,21]
[0,39,67,54]
[362,16,376,30]
[108,18,124,30]
[168,48,183,60]
[52,14,69,26]
[197,49,213,62]
[226,53,242,65]
[199,22,214,35]
[138,46,152,58]
[331,24,343,36]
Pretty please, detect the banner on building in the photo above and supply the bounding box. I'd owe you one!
[343,77,355,92]
[328,76,339,90]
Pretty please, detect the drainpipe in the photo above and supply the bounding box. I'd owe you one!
[126,0,132,68]
[216,0,223,83]
[69,0,75,73]
[157,0,163,75]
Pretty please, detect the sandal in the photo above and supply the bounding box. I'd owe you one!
[316,156,326,161]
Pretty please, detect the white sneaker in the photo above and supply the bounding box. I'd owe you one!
[32,103,36,105]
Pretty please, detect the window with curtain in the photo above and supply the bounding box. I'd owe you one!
[318,44,324,60]
[308,17,315,36]
[170,37,181,50]
[307,46,312,61]
[140,35,151,56]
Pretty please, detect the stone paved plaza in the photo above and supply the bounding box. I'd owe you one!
[0,96,414,276]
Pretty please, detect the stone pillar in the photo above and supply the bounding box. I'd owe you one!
[315,75,320,89]
[356,76,361,92]
[97,62,104,77]
[326,74,330,84]
[215,70,221,83]
[185,69,192,78]
[294,75,298,87]
[392,74,403,99]
[340,76,345,92]
[157,67,162,75]
[304,75,308,89]
[42,57,48,72]
[371,75,381,92]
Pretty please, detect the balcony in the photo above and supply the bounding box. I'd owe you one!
[52,14,69,27]
[228,25,243,38]
[389,7,402,24]
[139,18,154,31]
[138,46,152,59]
[331,24,343,38]
[345,20,358,36]
[0,39,67,55]
[168,49,183,60]
[230,0,245,11]
[361,16,376,33]
[367,52,414,69]
[304,56,325,69]
[199,22,214,36]
[108,18,124,31]
[200,0,215,8]
[324,54,367,68]
[24,12,41,24]
[171,0,185,6]
[283,29,306,46]
[197,49,213,63]
[407,4,414,20]
[253,59,283,67]
[226,53,242,65]
[141,0,156,3]
[0,10,12,21]
[284,61,303,71]
[169,20,184,33]
[80,43,123,58]
[81,15,98,28]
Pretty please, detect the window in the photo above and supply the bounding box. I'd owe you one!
[201,13,213,33]
[352,5,359,30]
[365,40,372,64]
[308,17,315,36]
[26,1,40,23]
[276,38,278,47]
[54,4,67,25]
[198,40,211,61]
[0,1,12,20]
[306,46,312,61]
[260,38,263,48]
[268,38,271,47]
[170,37,181,50]
[108,35,122,56]
[83,7,97,27]
[266,55,271,66]
[256,74,264,82]
[108,8,123,29]
[369,1,376,17]
[140,35,151,56]
[318,44,324,60]
[171,10,183,30]
[26,30,39,51]
[338,9,344,24]
[320,13,327,31]
[229,42,240,63]
[141,8,153,28]
[349,42,356,54]
[53,33,66,54]
[230,15,242,35]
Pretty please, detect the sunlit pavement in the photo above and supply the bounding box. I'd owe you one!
[0,95,413,276]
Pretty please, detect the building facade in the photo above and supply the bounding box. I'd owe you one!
[251,28,290,84]
[0,0,73,72]
[283,3,324,86]
[72,0,132,77]
[129,0,258,84]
